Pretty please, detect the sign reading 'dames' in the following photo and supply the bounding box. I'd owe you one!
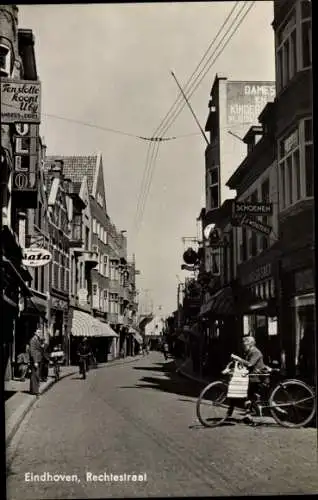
[22,248,52,268]
[227,81,275,125]
[1,80,41,123]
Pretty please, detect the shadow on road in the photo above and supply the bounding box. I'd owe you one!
[120,359,203,399]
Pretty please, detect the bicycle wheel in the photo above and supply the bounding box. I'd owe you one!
[269,379,316,428]
[196,381,232,427]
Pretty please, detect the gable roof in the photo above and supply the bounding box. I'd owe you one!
[45,156,98,195]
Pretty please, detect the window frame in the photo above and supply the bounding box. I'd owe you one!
[0,44,11,77]
[278,118,313,212]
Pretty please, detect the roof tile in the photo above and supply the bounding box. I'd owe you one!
[45,156,97,194]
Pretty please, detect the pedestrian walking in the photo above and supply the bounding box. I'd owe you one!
[77,337,92,379]
[163,341,169,360]
[29,328,43,396]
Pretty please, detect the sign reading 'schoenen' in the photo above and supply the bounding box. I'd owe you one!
[1,79,41,123]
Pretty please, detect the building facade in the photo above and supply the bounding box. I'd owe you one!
[1,5,42,379]
[272,0,314,381]
[46,154,140,362]
[227,103,281,366]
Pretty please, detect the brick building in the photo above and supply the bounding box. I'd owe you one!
[1,5,42,379]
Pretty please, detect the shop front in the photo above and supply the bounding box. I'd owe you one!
[1,227,33,380]
[70,308,119,364]
[280,262,315,383]
[199,283,240,377]
[237,249,281,366]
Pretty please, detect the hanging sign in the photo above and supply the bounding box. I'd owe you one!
[1,80,41,123]
[22,248,52,267]
[241,217,272,236]
[233,201,273,215]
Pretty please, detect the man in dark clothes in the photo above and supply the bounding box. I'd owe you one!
[29,328,43,396]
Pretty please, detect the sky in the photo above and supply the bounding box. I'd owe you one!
[18,1,275,318]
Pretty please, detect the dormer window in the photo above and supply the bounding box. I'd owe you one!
[0,44,11,77]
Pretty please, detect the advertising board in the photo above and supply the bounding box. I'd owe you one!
[227,81,275,125]
[1,79,41,123]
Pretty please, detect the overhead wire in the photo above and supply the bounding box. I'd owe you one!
[3,104,198,141]
[133,1,242,236]
[133,1,255,239]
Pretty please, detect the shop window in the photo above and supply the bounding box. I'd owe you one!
[0,44,11,77]
[301,1,312,69]
[305,143,313,197]
[240,226,247,262]
[276,11,297,90]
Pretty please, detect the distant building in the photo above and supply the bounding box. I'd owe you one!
[46,154,137,362]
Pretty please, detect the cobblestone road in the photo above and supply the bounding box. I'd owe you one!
[6,352,318,498]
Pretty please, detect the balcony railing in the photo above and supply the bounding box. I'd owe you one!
[69,224,83,247]
[83,251,98,267]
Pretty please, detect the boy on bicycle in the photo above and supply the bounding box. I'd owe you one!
[228,336,270,420]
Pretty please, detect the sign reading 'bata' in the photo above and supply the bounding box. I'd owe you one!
[227,81,275,125]
[1,80,41,123]
[22,248,52,268]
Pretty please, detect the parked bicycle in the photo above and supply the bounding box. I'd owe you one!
[49,347,65,383]
[196,354,316,429]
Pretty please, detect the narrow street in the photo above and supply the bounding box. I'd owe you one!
[6,352,318,499]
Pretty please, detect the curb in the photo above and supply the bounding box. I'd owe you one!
[6,356,142,446]
[6,395,37,447]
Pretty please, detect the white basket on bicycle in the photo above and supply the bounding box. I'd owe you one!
[226,361,249,399]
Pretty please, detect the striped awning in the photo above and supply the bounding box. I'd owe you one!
[129,327,143,344]
[71,310,119,337]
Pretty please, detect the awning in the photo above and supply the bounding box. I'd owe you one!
[71,310,119,337]
[129,327,143,344]
[199,298,214,317]
[2,256,32,297]
[177,333,187,342]
[183,323,200,337]
[200,286,237,317]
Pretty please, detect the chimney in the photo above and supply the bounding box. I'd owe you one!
[49,159,64,179]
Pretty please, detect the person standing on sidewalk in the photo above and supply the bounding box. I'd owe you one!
[29,328,43,396]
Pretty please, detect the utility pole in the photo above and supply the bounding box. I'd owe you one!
[171,71,210,146]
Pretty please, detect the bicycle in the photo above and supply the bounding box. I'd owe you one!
[196,354,316,429]
[53,360,60,382]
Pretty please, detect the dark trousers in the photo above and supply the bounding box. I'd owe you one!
[41,361,49,381]
[30,365,40,395]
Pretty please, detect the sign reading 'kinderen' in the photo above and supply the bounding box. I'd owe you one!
[227,81,275,125]
[1,79,41,123]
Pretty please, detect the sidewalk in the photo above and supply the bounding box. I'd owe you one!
[5,355,142,446]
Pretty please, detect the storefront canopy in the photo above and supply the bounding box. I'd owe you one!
[71,310,119,338]
[199,286,236,317]
[129,327,143,344]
